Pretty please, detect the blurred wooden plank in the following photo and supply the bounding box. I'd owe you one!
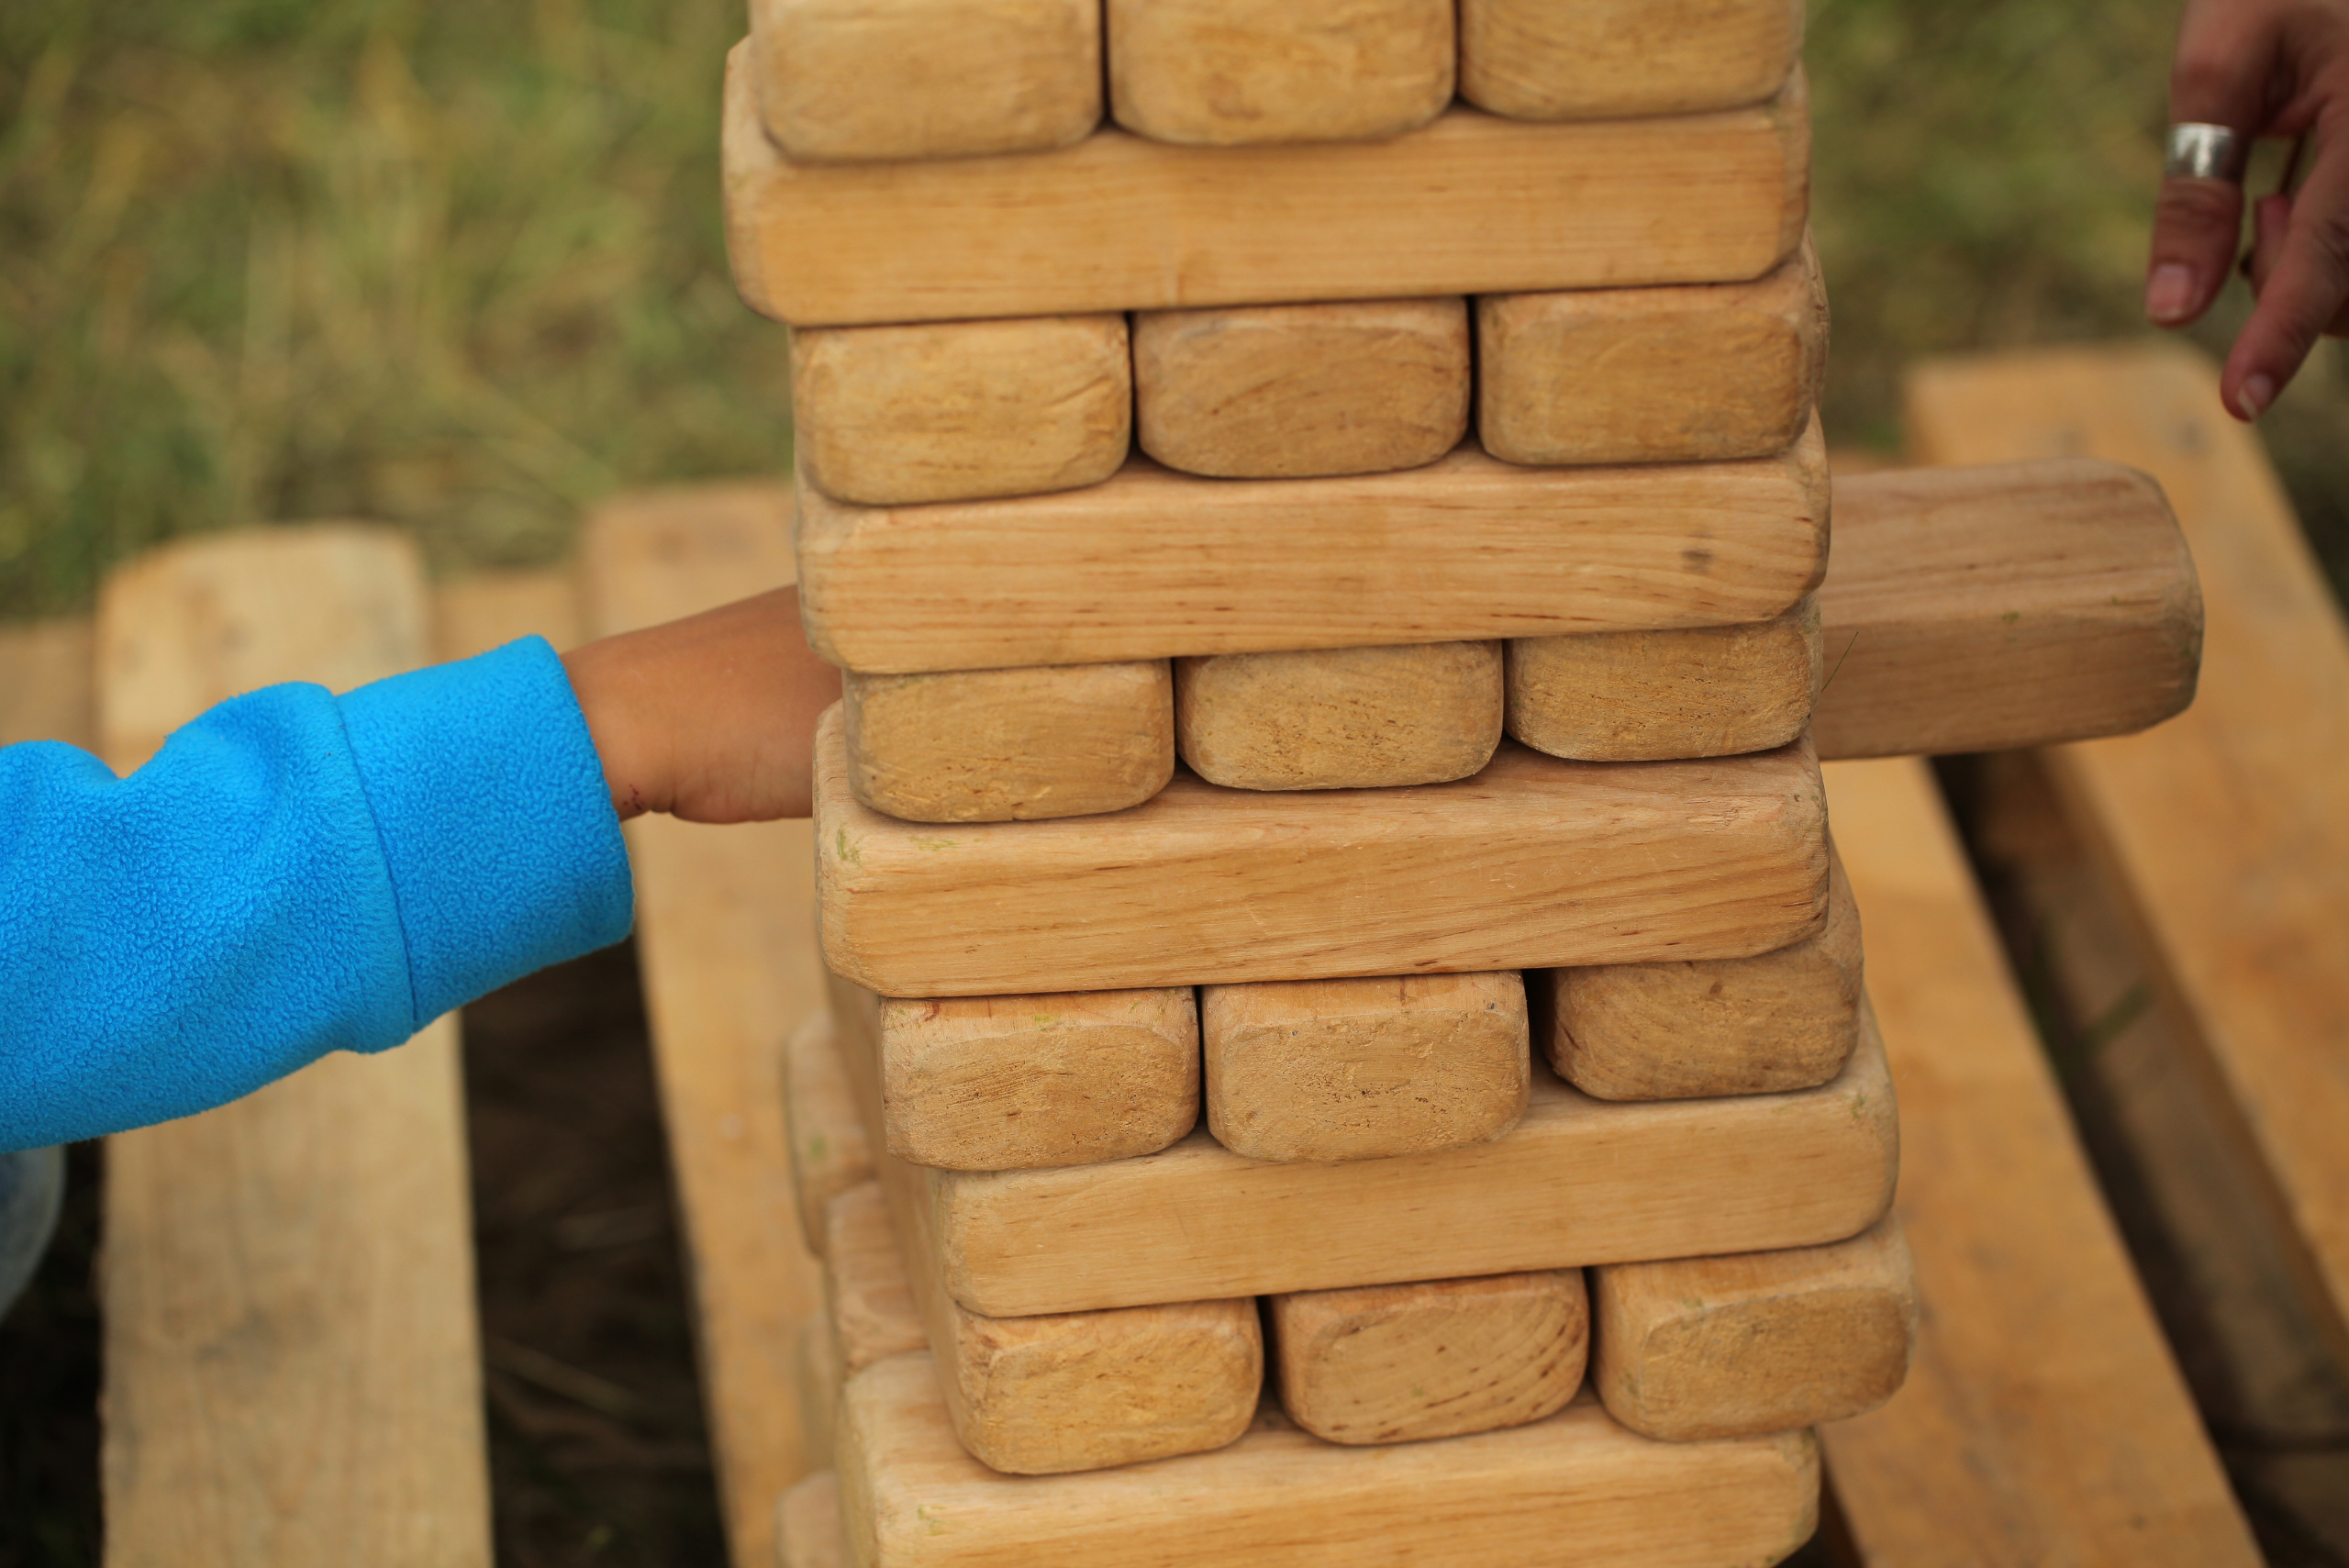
[0,615,95,750]
[576,481,824,1568]
[96,526,491,1568]
[1819,754,2258,1567]
[434,566,586,662]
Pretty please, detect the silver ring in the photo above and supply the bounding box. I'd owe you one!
[2166,122,2247,182]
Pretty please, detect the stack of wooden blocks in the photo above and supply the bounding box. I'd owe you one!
[718,4,2205,1564]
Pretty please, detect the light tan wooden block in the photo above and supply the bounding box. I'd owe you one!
[795,1305,841,1467]
[1479,242,1825,467]
[824,1184,929,1377]
[877,986,1200,1170]
[745,0,1099,164]
[1108,0,1453,147]
[842,662,1174,823]
[1593,1216,1918,1442]
[1461,0,1803,120]
[841,1356,1819,1568]
[726,45,1810,327]
[1546,848,1861,1101]
[1175,640,1501,790]
[1134,297,1469,478]
[1270,1271,1587,1444]
[1202,973,1529,1162]
[778,1470,849,1568]
[1507,595,1821,763]
[798,428,1829,675]
[791,316,1130,506]
[818,708,1829,997]
[784,1009,874,1258]
[870,996,1894,1317]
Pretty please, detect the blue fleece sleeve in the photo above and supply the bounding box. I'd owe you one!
[0,636,632,1151]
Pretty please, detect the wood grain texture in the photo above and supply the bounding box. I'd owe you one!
[95,527,491,1568]
[839,1357,1820,1568]
[784,1010,875,1258]
[746,0,1099,163]
[1507,595,1820,762]
[842,661,1173,823]
[1544,845,1860,1101]
[796,415,1830,675]
[1460,0,1803,120]
[824,1184,932,1375]
[1175,639,1501,790]
[791,316,1130,506]
[876,984,1200,1171]
[1813,457,2202,759]
[1202,972,1529,1162]
[1592,1214,1915,1442]
[1133,297,1468,478]
[1269,1270,1587,1444]
[818,709,1830,997]
[725,43,1809,327]
[1819,753,2262,1567]
[1107,0,1453,147]
[580,482,826,1568]
[1479,241,1824,467]
[777,1471,849,1568]
[0,615,95,750]
[897,1021,1893,1317]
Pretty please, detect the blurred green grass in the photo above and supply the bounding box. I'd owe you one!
[3,0,2344,617]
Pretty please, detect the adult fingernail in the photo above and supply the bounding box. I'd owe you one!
[2238,373,2277,420]
[2147,263,2197,322]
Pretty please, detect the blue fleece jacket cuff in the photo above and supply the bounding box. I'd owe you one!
[338,636,634,1031]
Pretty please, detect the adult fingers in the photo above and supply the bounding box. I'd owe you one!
[2224,125,2349,417]
[2244,188,2349,334]
[2148,0,2285,326]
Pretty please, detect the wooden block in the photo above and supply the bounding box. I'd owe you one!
[795,1307,841,1469]
[1133,297,1469,478]
[1202,972,1529,1162]
[876,985,1200,1171]
[432,567,584,662]
[842,661,1174,823]
[797,429,1829,675]
[1543,846,1860,1100]
[778,1471,848,1568]
[1507,595,1820,763]
[1478,241,1824,467]
[1592,1216,1916,1442]
[840,1356,1819,1568]
[1175,640,1500,790]
[784,1009,874,1257]
[818,708,1829,996]
[745,0,1099,164]
[1269,1270,1587,1444]
[874,1007,1893,1317]
[791,316,1130,506]
[1107,0,1453,147]
[1813,456,2204,759]
[1460,0,1803,120]
[824,1184,929,1376]
[726,44,1810,327]
[0,615,94,751]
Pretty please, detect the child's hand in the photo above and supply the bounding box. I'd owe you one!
[562,587,842,824]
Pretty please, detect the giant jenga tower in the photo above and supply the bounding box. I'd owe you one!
[718,6,2204,1564]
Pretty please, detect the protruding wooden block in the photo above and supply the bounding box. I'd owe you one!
[1270,1271,1588,1444]
[778,1470,848,1568]
[1108,0,1454,147]
[726,46,1811,327]
[1175,640,1501,791]
[796,1306,841,1466]
[791,316,1130,506]
[1202,973,1529,1162]
[877,986,1199,1171]
[1507,596,1821,763]
[1593,1216,1918,1442]
[819,707,1830,997]
[1134,297,1469,478]
[746,0,1100,164]
[784,1010,873,1258]
[842,662,1174,823]
[1479,243,1825,467]
[824,1184,929,1376]
[1461,0,1803,120]
[1545,848,1861,1100]
[840,1356,1820,1568]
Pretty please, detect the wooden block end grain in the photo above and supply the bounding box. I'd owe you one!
[1271,1270,1588,1444]
[1175,640,1503,790]
[1462,0,1804,121]
[784,1009,874,1257]
[1594,1216,1918,1442]
[1203,972,1530,1162]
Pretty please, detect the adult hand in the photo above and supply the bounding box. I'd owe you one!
[2146,0,2349,420]
[562,586,842,824]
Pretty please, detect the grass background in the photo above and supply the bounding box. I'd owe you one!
[3,0,2347,619]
